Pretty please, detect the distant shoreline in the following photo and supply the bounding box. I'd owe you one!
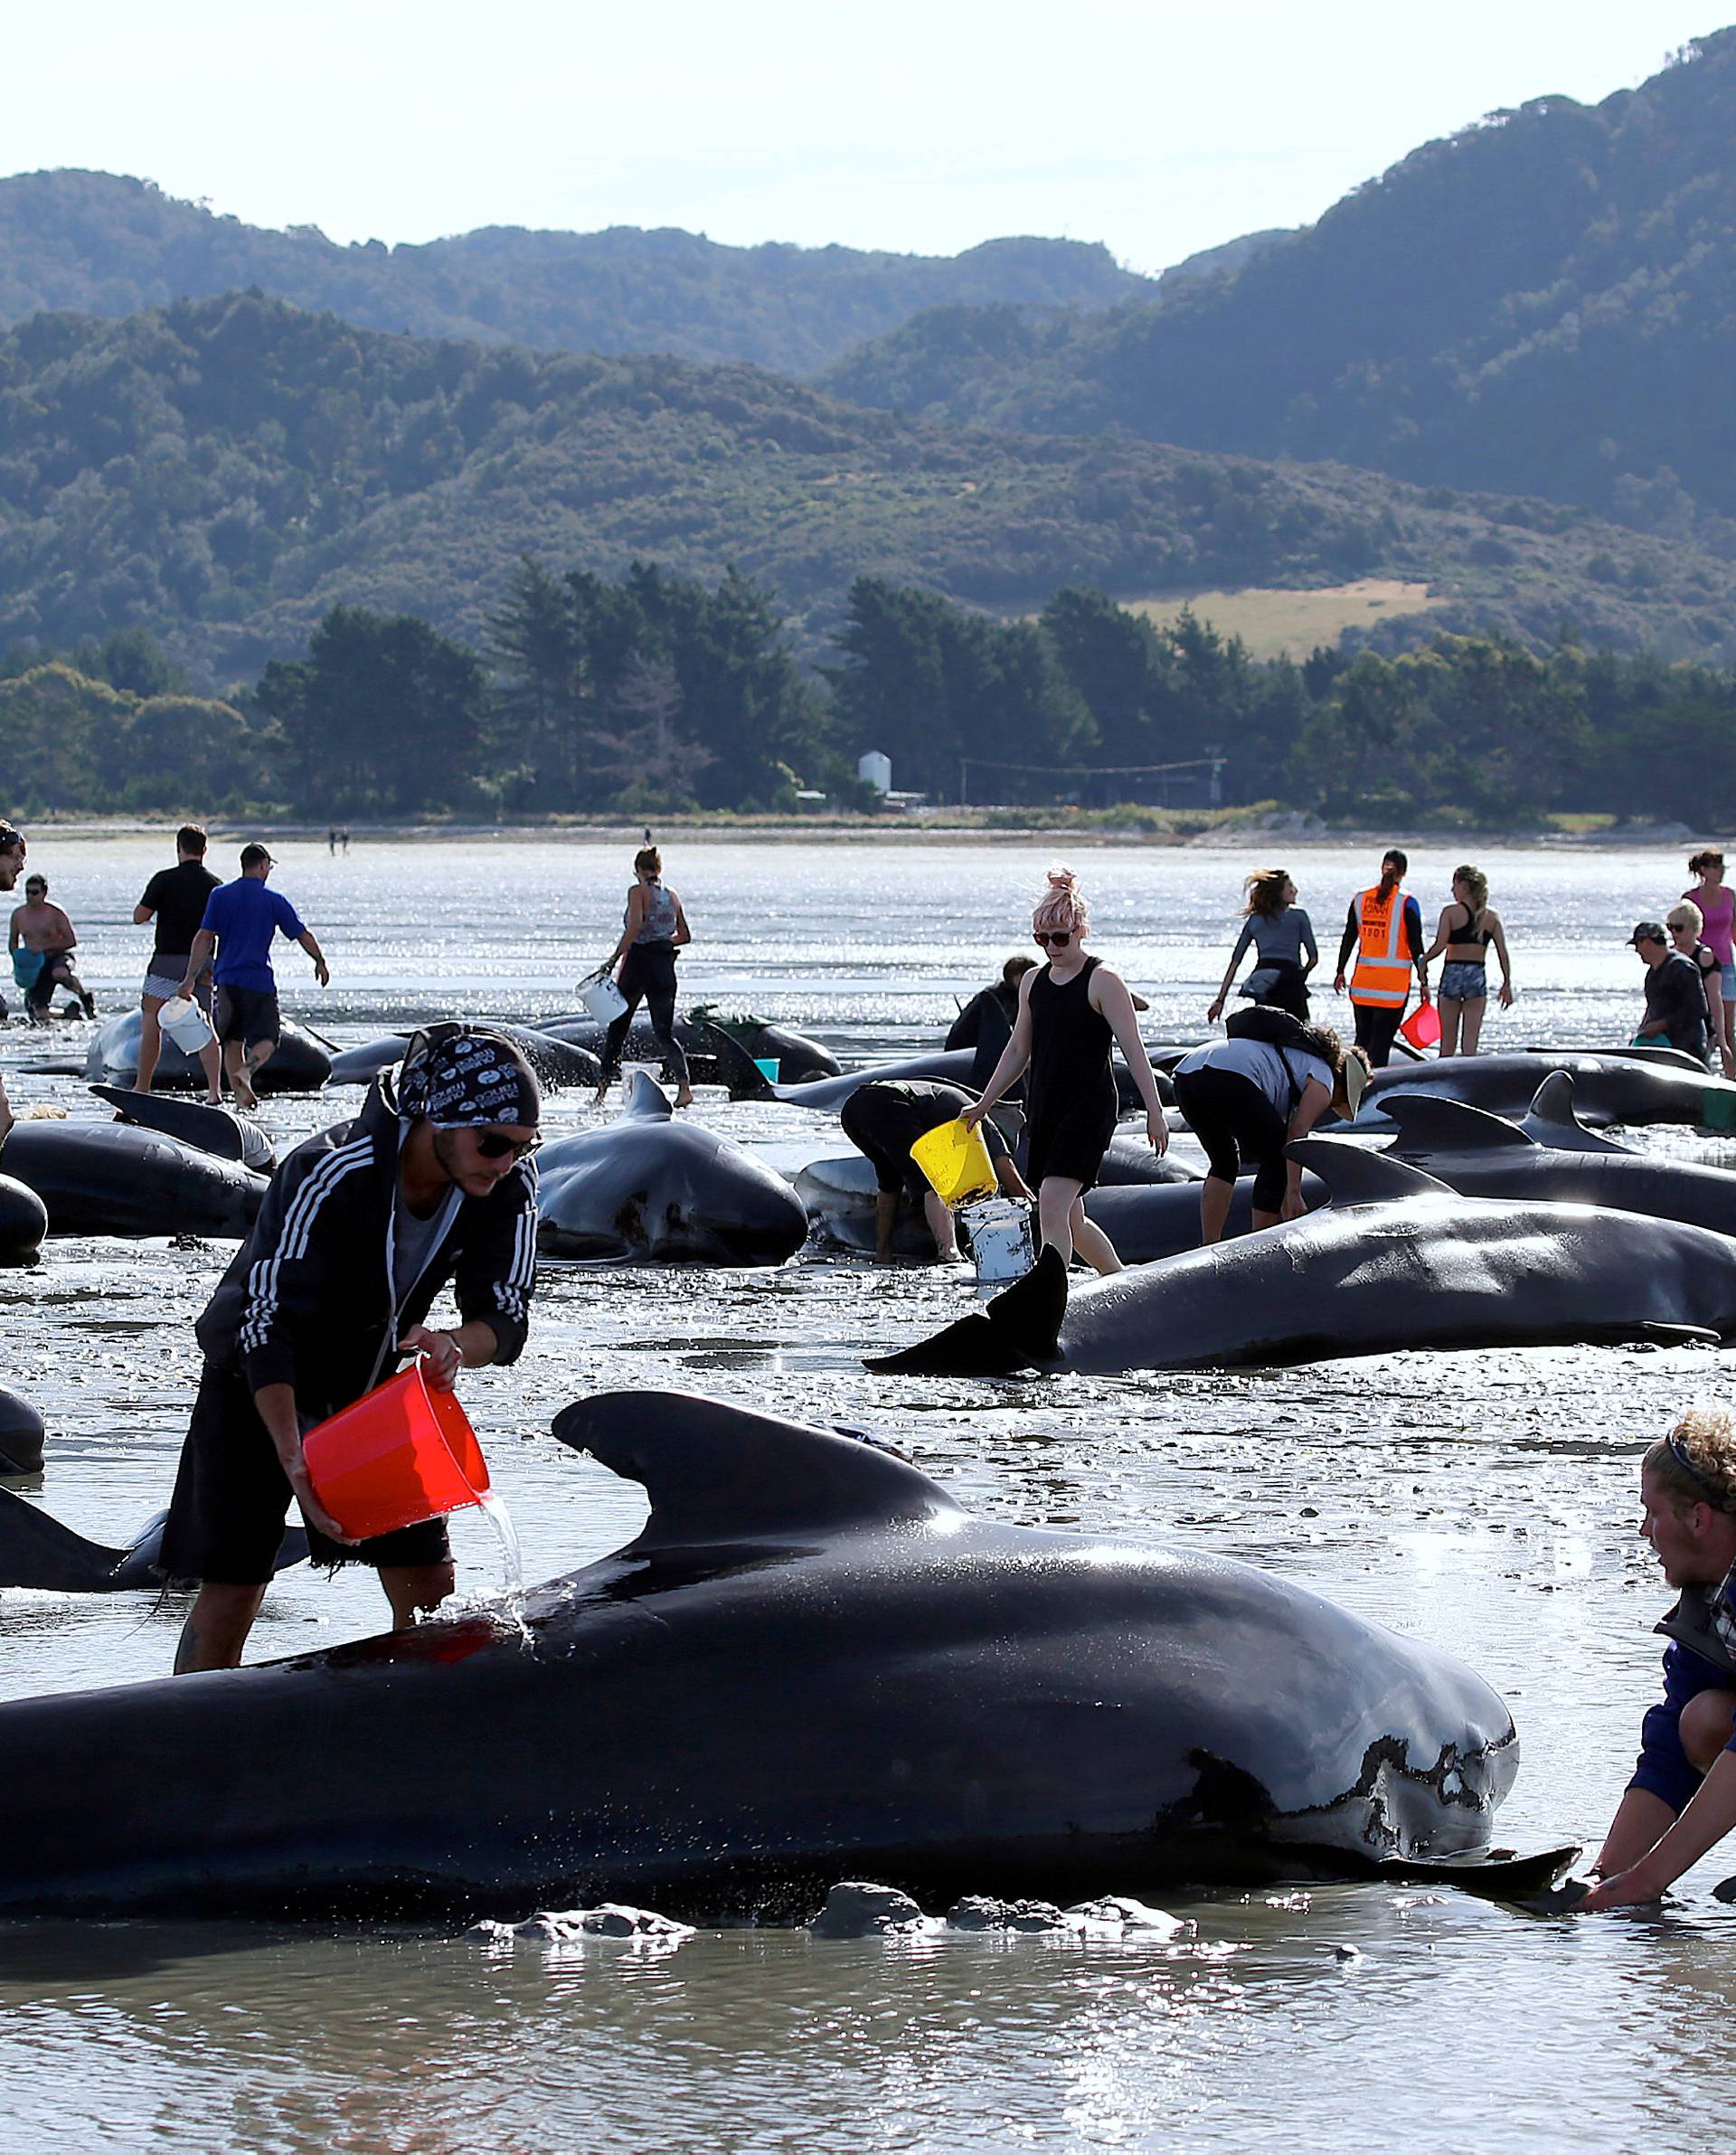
[11,812,1718,851]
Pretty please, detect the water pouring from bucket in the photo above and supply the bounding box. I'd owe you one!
[302,1362,522,1597]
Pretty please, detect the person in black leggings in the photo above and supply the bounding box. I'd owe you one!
[1172,1028,1369,1243]
[961,868,1168,1274]
[594,846,693,1109]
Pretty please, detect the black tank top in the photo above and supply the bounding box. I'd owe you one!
[1027,956,1114,1113]
[1448,906,1492,949]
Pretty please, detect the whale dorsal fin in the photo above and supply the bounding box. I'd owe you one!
[1286,1137,1457,1205]
[552,1389,964,1546]
[1520,1073,1632,1155]
[1377,1092,1536,1156]
[619,1071,673,1123]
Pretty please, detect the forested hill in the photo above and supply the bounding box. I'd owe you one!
[6,293,1736,688]
[0,170,1148,375]
[820,29,1736,524]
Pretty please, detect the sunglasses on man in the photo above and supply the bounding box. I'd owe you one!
[1033,931,1071,948]
[474,1130,540,1161]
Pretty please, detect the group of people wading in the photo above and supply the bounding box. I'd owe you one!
[1212,846,1514,1066]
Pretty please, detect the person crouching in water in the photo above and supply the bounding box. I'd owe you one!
[158,1025,542,1672]
[1170,1024,1369,1243]
[960,868,1168,1275]
[1578,1411,1736,1911]
[841,1076,1033,1262]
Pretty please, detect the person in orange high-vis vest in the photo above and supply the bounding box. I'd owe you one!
[1333,847,1429,1067]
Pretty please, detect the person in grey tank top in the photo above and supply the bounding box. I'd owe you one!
[595,845,694,1108]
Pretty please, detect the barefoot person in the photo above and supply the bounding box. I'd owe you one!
[9,873,97,1023]
[1207,869,1317,1024]
[594,846,693,1111]
[1686,850,1736,1065]
[961,868,1167,1275]
[1421,865,1514,1057]
[181,844,328,1109]
[135,824,222,1101]
[841,1076,1033,1262]
[158,1026,542,1672]
[1666,902,1734,1075]
[1171,1021,1369,1243]
[1578,1411,1736,1911]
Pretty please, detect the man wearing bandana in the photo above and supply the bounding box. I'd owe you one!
[160,1025,542,1672]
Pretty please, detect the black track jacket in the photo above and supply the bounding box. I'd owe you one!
[195,1073,537,1418]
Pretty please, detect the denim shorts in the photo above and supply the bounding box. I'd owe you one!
[1439,960,1488,1002]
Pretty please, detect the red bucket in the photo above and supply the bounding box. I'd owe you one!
[302,1364,490,1541]
[1399,1002,1441,1052]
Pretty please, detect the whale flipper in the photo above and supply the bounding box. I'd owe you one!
[0,1484,133,1592]
[552,1388,964,1545]
[1520,1073,1632,1155]
[1377,1094,1537,1156]
[1284,1139,1457,1205]
[619,1071,674,1123]
[863,1243,1068,1380]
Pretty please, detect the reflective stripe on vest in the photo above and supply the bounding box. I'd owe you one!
[1350,884,1410,1007]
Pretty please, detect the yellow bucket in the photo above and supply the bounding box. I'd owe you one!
[909,1117,997,1206]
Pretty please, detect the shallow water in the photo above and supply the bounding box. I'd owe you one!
[3,836,1735,2151]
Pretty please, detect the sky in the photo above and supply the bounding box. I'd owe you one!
[4,2,1728,272]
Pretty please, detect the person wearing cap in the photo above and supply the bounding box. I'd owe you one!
[1170,1020,1370,1244]
[181,843,329,1109]
[1576,1410,1736,1911]
[158,1024,542,1672]
[1630,919,1710,1063]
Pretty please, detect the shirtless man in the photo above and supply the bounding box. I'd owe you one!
[9,874,96,1024]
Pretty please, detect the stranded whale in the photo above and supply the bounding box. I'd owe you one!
[869,1142,1736,1376]
[1363,1050,1736,1131]
[87,1010,331,1094]
[0,1389,1521,1919]
[0,1484,307,1589]
[536,1073,808,1263]
[0,1120,265,1238]
[0,1391,45,1475]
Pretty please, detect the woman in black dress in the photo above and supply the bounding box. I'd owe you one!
[961,868,1167,1274]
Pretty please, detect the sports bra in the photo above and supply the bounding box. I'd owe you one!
[1447,905,1492,948]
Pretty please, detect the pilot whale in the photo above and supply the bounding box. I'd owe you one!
[0,1120,265,1237]
[1363,1050,1736,1131]
[87,1010,331,1094]
[537,1073,807,1262]
[0,1389,1526,1919]
[0,1483,307,1589]
[869,1141,1736,1376]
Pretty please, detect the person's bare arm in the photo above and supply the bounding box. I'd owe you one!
[45,905,75,954]
[134,902,155,926]
[1279,1076,1335,1216]
[396,1319,499,1391]
[605,887,646,972]
[1488,912,1515,1008]
[959,976,1034,1129]
[672,897,692,948]
[1090,965,1168,1152]
[250,1380,350,1542]
[5,912,18,955]
[179,929,216,996]
[296,930,329,987]
[1421,906,1455,966]
[1578,1750,1736,1909]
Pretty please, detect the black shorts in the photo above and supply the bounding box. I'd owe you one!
[213,983,281,1049]
[1172,1066,1290,1212]
[156,1362,452,1586]
[1024,1093,1118,1192]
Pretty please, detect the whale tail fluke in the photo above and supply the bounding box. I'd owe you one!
[864,1243,1068,1376]
[0,1484,134,1593]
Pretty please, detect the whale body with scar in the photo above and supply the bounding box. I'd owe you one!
[0,1389,1528,1918]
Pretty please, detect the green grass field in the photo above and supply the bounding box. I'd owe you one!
[1126,579,1446,658]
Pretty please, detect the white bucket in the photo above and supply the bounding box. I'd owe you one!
[961,1197,1034,1297]
[579,973,628,1025]
[158,995,215,1054]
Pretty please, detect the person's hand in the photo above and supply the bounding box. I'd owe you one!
[1723,1046,1735,1080]
[1420,984,1432,1006]
[177,975,198,1001]
[958,1101,988,1133]
[1206,997,1225,1023]
[1332,972,1345,995]
[1145,1107,1168,1155]
[288,1462,356,1545]
[399,1325,464,1391]
[1499,982,1516,1009]
[1573,1864,1666,1913]
[313,958,330,987]
[1280,1186,1307,1222]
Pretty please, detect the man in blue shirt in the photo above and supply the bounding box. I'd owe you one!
[181,844,329,1109]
